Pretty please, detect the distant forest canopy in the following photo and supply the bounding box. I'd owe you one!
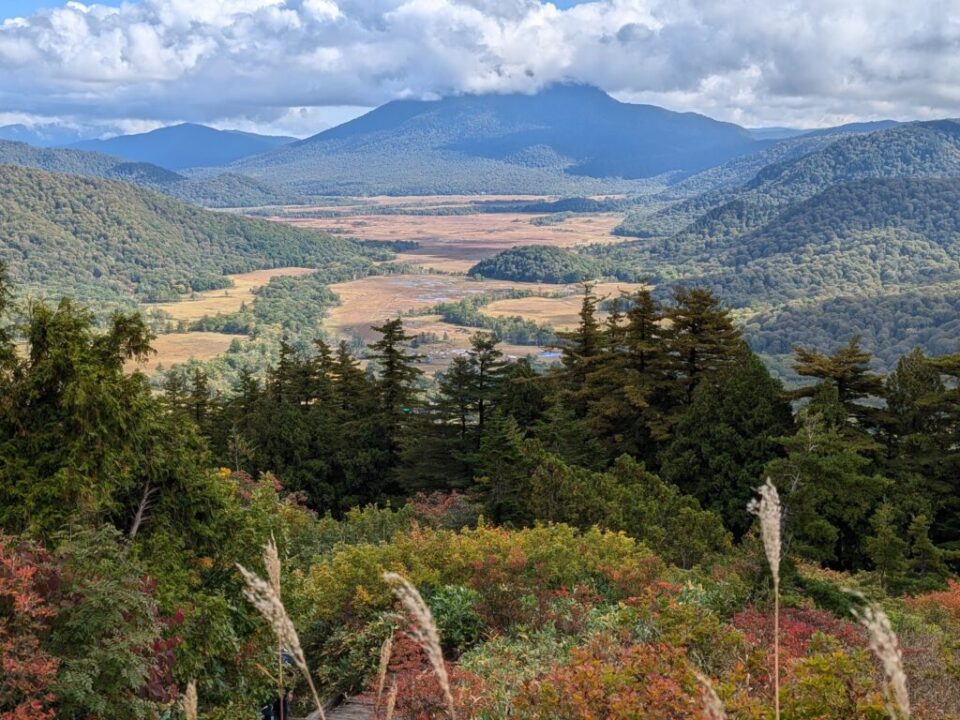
[0,165,379,303]
[468,245,603,284]
[0,140,299,208]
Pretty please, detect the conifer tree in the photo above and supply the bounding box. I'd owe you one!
[864,502,908,591]
[666,287,741,405]
[369,318,423,423]
[765,386,888,568]
[474,414,531,525]
[660,349,794,536]
[493,358,549,429]
[908,514,949,579]
[792,337,885,429]
[468,332,506,440]
[557,284,606,395]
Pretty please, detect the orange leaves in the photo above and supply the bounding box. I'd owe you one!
[0,534,59,720]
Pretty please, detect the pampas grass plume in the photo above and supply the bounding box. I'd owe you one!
[383,571,455,720]
[855,604,910,720]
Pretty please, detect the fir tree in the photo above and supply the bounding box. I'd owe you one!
[659,349,794,536]
[792,336,885,429]
[474,414,531,525]
[468,332,506,440]
[864,502,908,591]
[666,287,741,405]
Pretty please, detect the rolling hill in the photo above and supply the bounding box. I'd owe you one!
[71,123,295,170]
[0,139,297,208]
[233,84,766,195]
[0,165,373,304]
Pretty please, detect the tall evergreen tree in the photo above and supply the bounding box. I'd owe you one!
[474,414,531,525]
[468,332,506,440]
[659,350,794,536]
[666,287,741,405]
[765,386,889,568]
[792,336,885,429]
[369,318,423,422]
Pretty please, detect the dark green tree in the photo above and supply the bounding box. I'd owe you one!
[468,332,506,440]
[864,502,908,591]
[660,350,794,536]
[474,414,531,525]
[666,287,741,405]
[765,386,889,568]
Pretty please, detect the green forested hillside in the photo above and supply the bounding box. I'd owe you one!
[693,177,960,306]
[615,120,960,240]
[0,165,373,302]
[744,285,960,368]
[469,245,602,283]
[0,140,297,207]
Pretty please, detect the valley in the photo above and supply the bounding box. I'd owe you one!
[136,201,639,374]
[4,18,960,718]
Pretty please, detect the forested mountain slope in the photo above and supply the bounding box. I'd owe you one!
[71,123,295,170]
[692,177,960,306]
[233,84,765,195]
[0,139,297,207]
[0,165,371,303]
[616,120,960,240]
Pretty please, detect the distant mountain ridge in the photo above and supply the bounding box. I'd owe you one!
[0,139,298,208]
[70,123,295,170]
[233,84,767,195]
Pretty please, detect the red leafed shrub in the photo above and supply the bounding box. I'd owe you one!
[513,639,705,720]
[0,534,59,720]
[142,603,185,704]
[733,606,865,662]
[905,580,960,626]
[369,632,482,720]
[408,491,481,530]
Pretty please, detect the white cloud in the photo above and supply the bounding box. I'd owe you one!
[0,0,958,136]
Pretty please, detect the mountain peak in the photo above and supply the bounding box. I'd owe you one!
[69,124,295,170]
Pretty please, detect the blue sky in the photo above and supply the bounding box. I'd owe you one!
[2,0,124,18]
[0,0,955,136]
[1,1,588,20]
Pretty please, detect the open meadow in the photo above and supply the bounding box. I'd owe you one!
[148,267,316,323]
[278,211,624,273]
[141,199,629,371]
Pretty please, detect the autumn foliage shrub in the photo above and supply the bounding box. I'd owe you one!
[512,638,706,720]
[299,524,664,631]
[0,535,59,720]
[733,606,866,664]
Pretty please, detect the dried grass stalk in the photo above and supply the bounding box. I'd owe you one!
[855,604,910,720]
[749,478,782,720]
[263,536,284,720]
[183,680,198,720]
[384,683,398,720]
[377,635,394,705]
[237,563,327,720]
[383,571,455,720]
[264,535,282,597]
[694,670,727,720]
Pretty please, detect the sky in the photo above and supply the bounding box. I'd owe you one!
[0,0,958,139]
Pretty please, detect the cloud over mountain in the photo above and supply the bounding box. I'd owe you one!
[1,0,958,135]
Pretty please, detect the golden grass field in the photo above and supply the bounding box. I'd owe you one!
[147,267,315,323]
[143,199,630,372]
[324,274,536,341]
[130,332,243,374]
[483,281,645,330]
[279,213,624,273]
